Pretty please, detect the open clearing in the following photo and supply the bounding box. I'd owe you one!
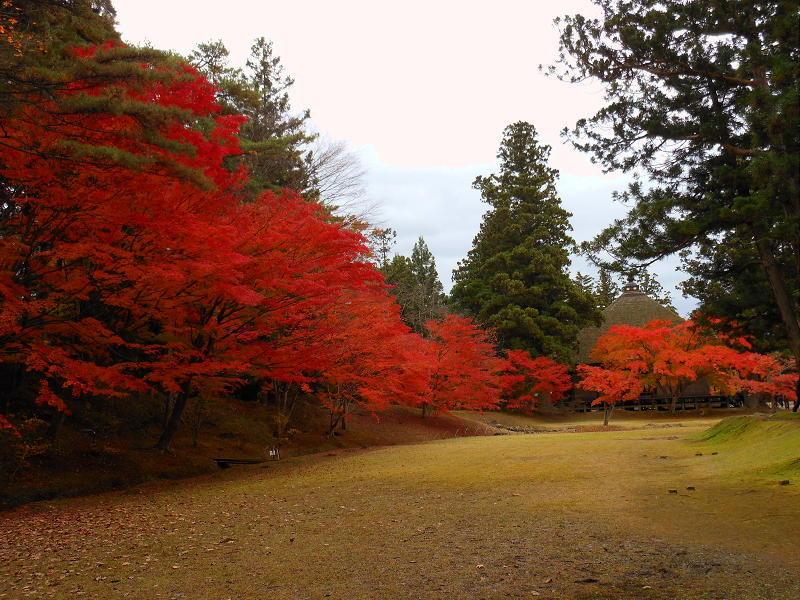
[2,416,799,600]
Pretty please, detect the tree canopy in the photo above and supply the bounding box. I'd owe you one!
[0,7,571,448]
[451,122,600,362]
[578,319,797,421]
[188,38,314,199]
[382,237,447,335]
[553,0,799,399]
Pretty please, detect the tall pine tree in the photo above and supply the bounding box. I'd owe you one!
[382,237,446,335]
[409,237,447,329]
[188,38,314,199]
[554,0,800,403]
[594,267,619,309]
[451,122,599,362]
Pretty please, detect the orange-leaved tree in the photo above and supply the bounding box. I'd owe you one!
[576,365,644,425]
[578,319,754,422]
[725,352,798,407]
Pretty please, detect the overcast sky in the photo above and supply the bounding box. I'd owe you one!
[113,0,694,316]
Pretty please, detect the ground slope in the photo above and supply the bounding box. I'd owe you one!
[1,404,493,509]
[1,416,798,600]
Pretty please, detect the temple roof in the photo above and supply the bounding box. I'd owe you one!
[575,288,683,364]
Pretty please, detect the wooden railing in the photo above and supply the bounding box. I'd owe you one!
[561,394,743,412]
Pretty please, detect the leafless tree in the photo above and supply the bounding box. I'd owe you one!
[305,136,379,227]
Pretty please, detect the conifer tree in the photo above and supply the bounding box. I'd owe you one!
[554,0,800,400]
[635,270,675,312]
[382,255,417,328]
[408,237,447,330]
[188,38,314,198]
[1,1,210,185]
[681,237,795,355]
[382,237,446,335]
[241,37,313,196]
[369,227,397,269]
[594,267,619,309]
[575,272,595,297]
[451,122,599,362]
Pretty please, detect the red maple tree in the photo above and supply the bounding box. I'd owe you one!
[498,350,572,412]
[409,315,502,416]
[1,38,590,449]
[578,318,794,422]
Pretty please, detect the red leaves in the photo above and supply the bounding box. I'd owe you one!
[726,353,797,402]
[33,381,71,414]
[415,315,503,414]
[576,365,643,407]
[499,350,572,410]
[582,320,728,403]
[0,44,251,421]
[0,40,576,438]
[0,413,21,438]
[579,319,797,406]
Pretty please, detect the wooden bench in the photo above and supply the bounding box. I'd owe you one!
[212,458,265,469]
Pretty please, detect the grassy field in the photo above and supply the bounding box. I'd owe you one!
[2,414,798,599]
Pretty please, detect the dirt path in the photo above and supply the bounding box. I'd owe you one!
[2,425,798,599]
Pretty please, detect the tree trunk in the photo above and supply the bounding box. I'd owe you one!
[755,238,800,373]
[327,410,342,437]
[163,392,176,429]
[327,414,335,437]
[793,377,799,412]
[421,403,428,418]
[188,395,207,447]
[48,411,67,441]
[670,395,678,415]
[157,390,189,452]
[603,403,614,426]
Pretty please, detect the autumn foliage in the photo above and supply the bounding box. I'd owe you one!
[0,37,570,447]
[578,319,797,419]
[498,350,572,411]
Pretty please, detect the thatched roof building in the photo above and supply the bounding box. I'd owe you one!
[570,278,737,411]
[576,278,683,364]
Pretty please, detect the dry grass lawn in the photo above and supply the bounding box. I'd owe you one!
[2,415,798,600]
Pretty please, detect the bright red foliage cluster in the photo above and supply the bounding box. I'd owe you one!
[0,44,568,444]
[498,349,572,411]
[578,319,797,413]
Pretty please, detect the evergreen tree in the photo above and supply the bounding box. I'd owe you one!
[635,270,675,312]
[187,40,252,113]
[681,236,796,355]
[409,237,447,328]
[451,122,600,362]
[0,1,209,184]
[241,37,313,196]
[554,0,800,398]
[368,227,397,269]
[1,1,119,118]
[575,272,595,296]
[188,38,367,213]
[594,267,619,309]
[382,237,446,335]
[188,38,314,198]
[382,254,416,328]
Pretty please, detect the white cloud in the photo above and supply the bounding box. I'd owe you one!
[113,0,698,317]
